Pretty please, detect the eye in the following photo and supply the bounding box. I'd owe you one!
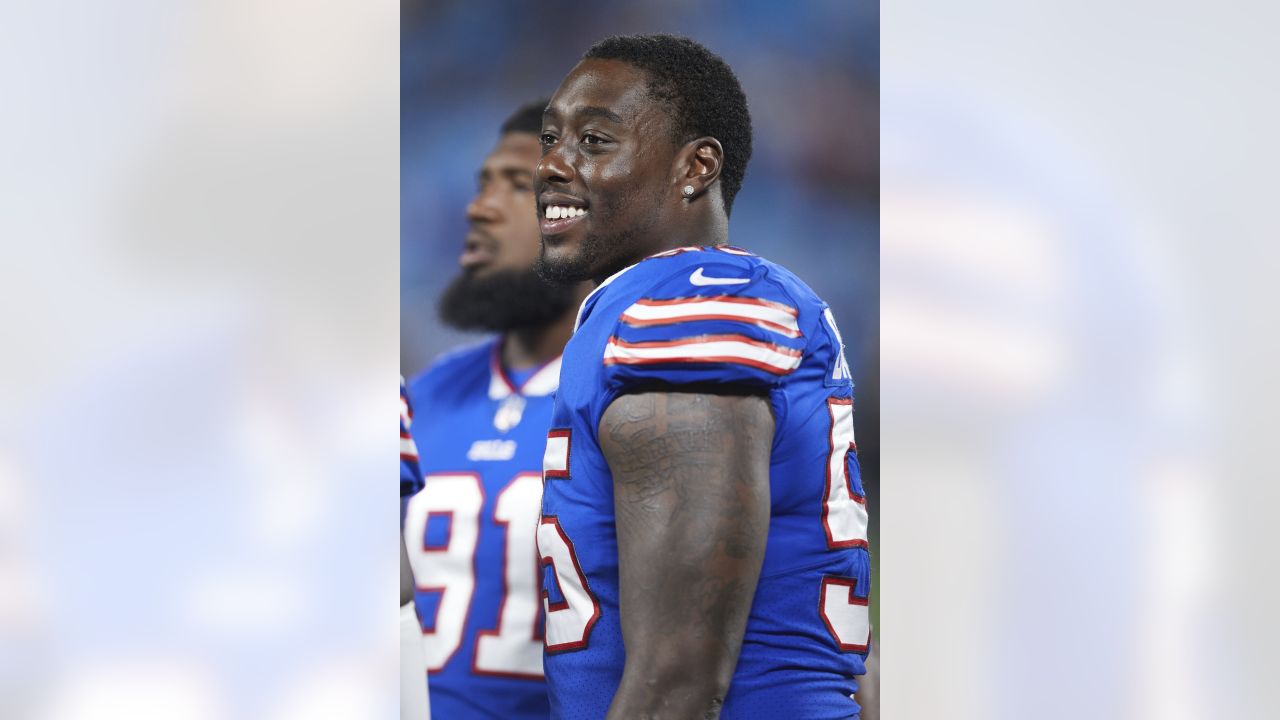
[539,133,557,147]
[581,133,607,145]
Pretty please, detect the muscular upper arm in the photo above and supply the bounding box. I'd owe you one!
[599,390,773,719]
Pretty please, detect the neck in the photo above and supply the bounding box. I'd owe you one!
[593,200,731,286]
[682,202,731,248]
[667,213,730,250]
[500,284,592,369]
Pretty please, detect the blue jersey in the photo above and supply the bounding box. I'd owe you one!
[401,377,424,497]
[405,340,558,719]
[537,247,872,719]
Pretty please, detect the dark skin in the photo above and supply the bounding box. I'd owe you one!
[539,58,877,718]
[537,59,729,285]
[404,130,589,605]
[599,392,772,719]
[463,131,589,369]
[538,58,764,719]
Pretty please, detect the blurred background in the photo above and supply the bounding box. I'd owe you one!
[399,0,882,579]
[2,0,399,718]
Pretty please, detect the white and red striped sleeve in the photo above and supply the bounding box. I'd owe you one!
[603,272,808,391]
[400,377,424,497]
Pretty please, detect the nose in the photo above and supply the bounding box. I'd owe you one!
[536,142,574,186]
[466,188,500,225]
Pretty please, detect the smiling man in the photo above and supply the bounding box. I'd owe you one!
[533,35,875,719]
[403,99,590,719]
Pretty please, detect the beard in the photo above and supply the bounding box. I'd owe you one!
[534,191,662,285]
[438,266,579,332]
[534,229,617,285]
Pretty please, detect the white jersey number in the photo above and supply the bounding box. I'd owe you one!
[404,472,544,677]
[819,397,872,651]
[537,429,601,652]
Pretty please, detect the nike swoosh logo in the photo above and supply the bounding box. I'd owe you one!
[689,267,750,286]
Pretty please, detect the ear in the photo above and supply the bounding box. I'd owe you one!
[673,137,724,200]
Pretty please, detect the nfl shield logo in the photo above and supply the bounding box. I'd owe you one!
[493,395,526,432]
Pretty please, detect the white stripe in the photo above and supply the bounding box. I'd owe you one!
[605,338,802,373]
[488,367,512,400]
[621,299,801,337]
[522,355,562,397]
[401,437,419,456]
[488,355,562,399]
[543,435,569,476]
[650,245,700,258]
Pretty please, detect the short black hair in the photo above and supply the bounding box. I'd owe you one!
[500,97,550,136]
[584,34,752,215]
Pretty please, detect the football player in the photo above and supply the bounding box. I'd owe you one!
[403,99,590,719]
[532,35,875,719]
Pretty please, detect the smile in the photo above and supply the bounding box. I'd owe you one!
[540,204,589,236]
[545,205,586,220]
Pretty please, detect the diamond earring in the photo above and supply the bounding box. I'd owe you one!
[682,185,695,197]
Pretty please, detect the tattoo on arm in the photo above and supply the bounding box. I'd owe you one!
[600,391,774,719]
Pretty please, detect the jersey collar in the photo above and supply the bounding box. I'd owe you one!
[487,339,562,400]
[574,260,642,333]
[572,247,717,332]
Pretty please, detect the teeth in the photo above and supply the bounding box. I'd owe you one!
[545,205,587,220]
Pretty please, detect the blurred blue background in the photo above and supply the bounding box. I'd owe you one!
[400,0,881,502]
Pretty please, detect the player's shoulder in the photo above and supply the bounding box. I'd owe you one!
[603,245,827,321]
[583,247,826,389]
[407,337,497,398]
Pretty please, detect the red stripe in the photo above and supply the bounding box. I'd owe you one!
[608,333,801,356]
[620,311,801,338]
[647,246,701,258]
[543,428,571,479]
[491,339,562,394]
[633,295,798,317]
[400,384,413,420]
[604,354,796,375]
[490,342,517,394]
